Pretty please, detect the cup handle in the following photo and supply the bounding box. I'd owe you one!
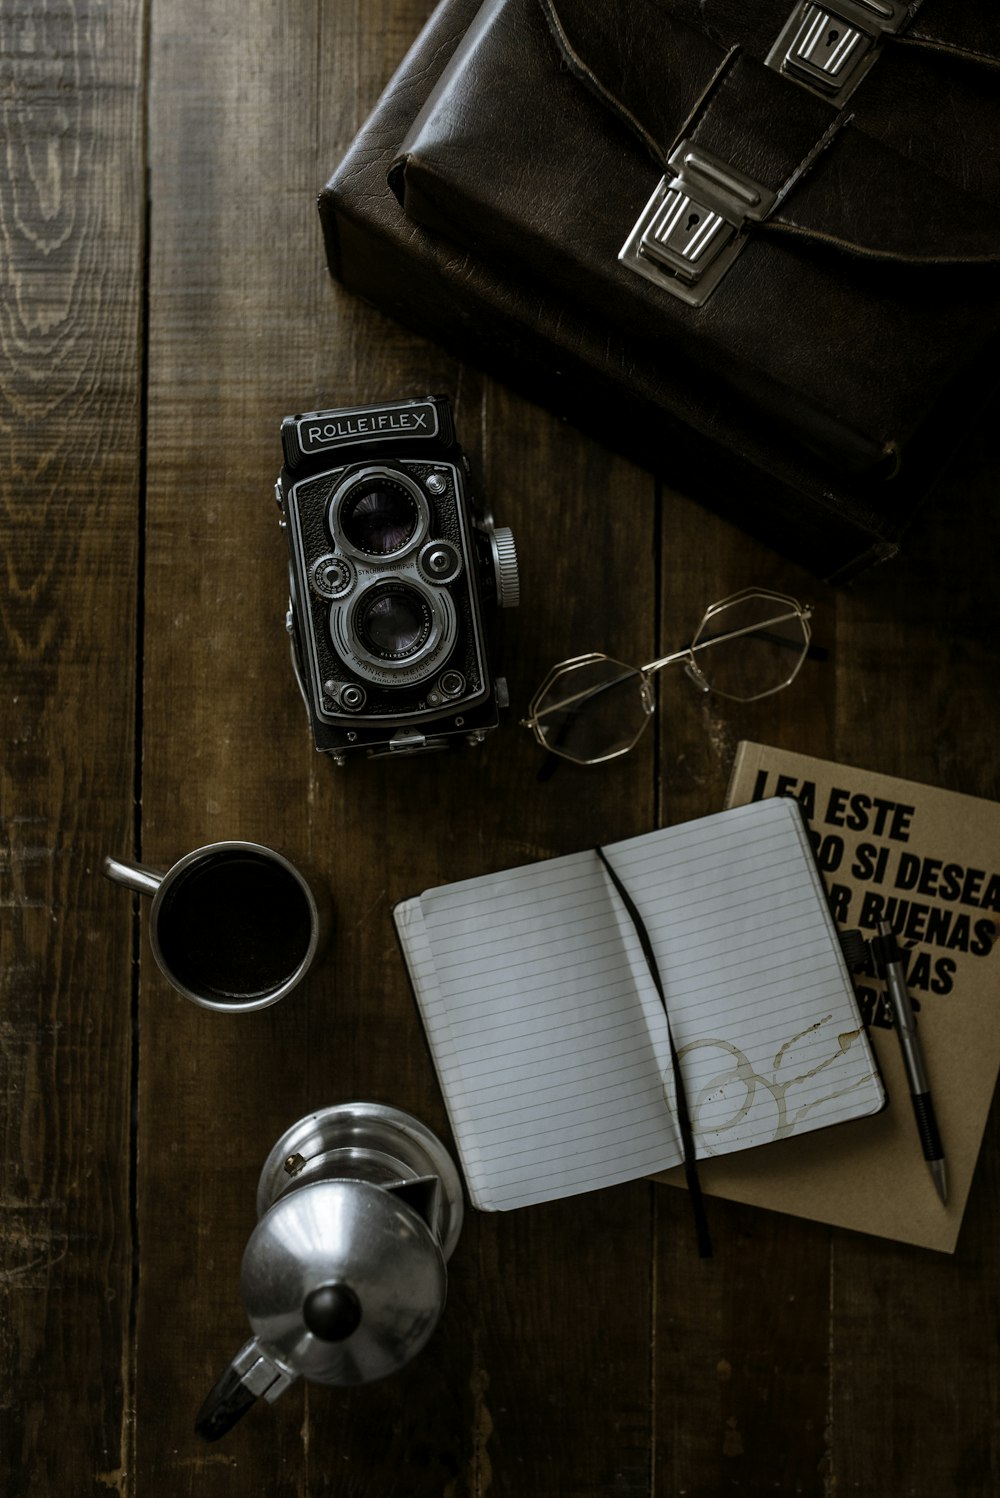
[101,855,166,898]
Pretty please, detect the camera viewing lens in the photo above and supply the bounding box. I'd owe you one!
[357,584,432,660]
[340,479,418,556]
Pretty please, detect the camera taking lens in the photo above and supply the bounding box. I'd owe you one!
[356,584,432,660]
[277,396,518,762]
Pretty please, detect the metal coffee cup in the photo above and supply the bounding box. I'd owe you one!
[102,841,330,1012]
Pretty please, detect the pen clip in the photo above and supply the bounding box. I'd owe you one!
[838,927,870,973]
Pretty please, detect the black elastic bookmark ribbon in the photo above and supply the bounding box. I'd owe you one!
[595,846,713,1259]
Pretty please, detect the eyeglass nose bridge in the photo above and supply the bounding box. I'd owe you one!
[681,652,711,695]
[642,648,709,694]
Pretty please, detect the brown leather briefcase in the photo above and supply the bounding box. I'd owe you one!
[319,0,1000,580]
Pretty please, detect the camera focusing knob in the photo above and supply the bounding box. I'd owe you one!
[489,527,520,609]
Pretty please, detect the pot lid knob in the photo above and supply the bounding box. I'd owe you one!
[302,1282,362,1342]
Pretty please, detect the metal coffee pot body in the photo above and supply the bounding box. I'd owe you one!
[196,1102,463,1440]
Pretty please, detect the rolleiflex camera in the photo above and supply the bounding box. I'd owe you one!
[276,397,519,763]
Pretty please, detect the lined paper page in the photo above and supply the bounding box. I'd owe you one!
[602,798,883,1158]
[395,798,883,1211]
[395,851,684,1210]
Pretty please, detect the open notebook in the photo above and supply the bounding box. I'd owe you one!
[393,798,885,1211]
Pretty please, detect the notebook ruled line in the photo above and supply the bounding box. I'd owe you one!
[395,798,883,1211]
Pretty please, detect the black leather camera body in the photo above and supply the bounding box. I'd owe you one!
[277,396,519,763]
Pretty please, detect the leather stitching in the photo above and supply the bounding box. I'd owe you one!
[538,0,674,171]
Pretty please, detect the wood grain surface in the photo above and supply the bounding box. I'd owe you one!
[2,2,998,1495]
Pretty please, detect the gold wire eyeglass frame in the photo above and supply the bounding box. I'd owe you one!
[520,588,813,765]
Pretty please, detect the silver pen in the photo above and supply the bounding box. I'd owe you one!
[876,920,948,1204]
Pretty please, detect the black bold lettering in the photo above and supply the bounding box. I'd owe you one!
[903,902,929,944]
[851,842,881,881]
[945,914,973,951]
[972,918,999,956]
[827,883,852,923]
[931,958,956,996]
[815,834,845,873]
[907,950,933,991]
[859,889,886,926]
[980,874,1000,914]
[825,786,850,826]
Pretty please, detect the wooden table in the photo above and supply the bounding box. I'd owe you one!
[4,4,998,1493]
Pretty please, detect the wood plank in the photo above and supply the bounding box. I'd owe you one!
[455,382,659,1498]
[138,1,455,1487]
[140,0,657,1489]
[653,490,836,1495]
[653,442,1000,1495]
[824,433,1000,1494]
[0,1,145,1492]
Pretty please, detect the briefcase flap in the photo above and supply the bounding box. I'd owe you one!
[660,0,1000,81]
[390,0,1000,480]
[584,0,1000,205]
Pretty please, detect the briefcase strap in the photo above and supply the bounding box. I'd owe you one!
[543,0,855,305]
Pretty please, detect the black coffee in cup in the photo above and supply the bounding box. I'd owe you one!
[103,840,328,1011]
[156,850,314,1002]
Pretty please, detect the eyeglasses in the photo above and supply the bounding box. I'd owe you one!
[521,588,813,766]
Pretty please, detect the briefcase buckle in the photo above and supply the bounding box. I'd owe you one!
[619,142,776,308]
[766,0,910,105]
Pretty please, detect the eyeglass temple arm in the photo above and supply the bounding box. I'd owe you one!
[640,610,820,676]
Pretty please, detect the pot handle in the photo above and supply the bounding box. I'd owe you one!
[195,1338,294,1442]
[194,1361,260,1442]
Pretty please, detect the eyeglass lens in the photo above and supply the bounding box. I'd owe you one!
[691,594,808,701]
[531,657,651,763]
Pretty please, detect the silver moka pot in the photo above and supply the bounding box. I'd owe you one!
[195,1102,463,1440]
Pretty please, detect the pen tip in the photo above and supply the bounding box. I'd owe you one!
[930,1160,948,1205]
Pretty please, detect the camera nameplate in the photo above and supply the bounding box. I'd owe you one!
[288,400,440,463]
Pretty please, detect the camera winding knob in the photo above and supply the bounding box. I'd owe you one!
[489,527,520,609]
